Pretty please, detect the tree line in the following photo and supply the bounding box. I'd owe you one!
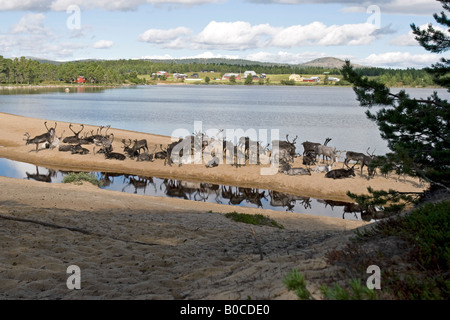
[0,55,438,87]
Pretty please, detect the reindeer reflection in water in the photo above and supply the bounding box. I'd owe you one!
[220,186,267,208]
[98,172,123,188]
[122,175,156,194]
[319,199,381,221]
[162,179,220,202]
[269,190,312,212]
[26,166,56,183]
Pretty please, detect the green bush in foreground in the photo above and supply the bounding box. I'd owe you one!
[283,269,311,300]
[285,200,450,300]
[224,212,284,229]
[62,172,102,186]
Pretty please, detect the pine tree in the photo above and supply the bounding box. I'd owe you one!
[341,0,450,210]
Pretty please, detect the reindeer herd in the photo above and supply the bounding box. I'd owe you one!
[24,121,383,181]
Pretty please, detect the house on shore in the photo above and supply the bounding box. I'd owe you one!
[76,76,86,83]
[156,71,169,78]
[243,70,257,78]
[173,73,188,79]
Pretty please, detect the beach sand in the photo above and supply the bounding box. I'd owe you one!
[0,113,426,300]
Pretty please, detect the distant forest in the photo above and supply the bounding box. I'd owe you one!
[0,55,436,87]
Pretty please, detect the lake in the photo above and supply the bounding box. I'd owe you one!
[2,85,447,156]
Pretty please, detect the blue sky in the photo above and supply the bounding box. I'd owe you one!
[0,0,447,68]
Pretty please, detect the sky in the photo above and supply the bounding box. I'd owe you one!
[0,0,447,68]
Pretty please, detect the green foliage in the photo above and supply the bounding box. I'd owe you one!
[280,79,295,85]
[204,76,210,84]
[283,269,312,300]
[323,200,450,300]
[341,1,450,190]
[229,75,236,83]
[244,75,253,85]
[346,187,422,215]
[320,279,378,300]
[224,212,284,229]
[362,200,450,271]
[62,172,102,186]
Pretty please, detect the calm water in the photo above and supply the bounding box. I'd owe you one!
[2,85,447,155]
[0,157,370,221]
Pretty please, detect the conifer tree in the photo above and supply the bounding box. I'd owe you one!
[342,0,450,211]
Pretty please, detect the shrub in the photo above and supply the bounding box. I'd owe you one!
[224,212,284,229]
[62,172,102,186]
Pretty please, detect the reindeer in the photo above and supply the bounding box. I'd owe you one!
[23,121,57,152]
[344,147,377,177]
[71,143,90,155]
[272,134,298,163]
[104,148,126,160]
[94,132,114,154]
[63,124,84,144]
[131,139,148,156]
[302,137,331,157]
[279,160,311,176]
[49,130,64,150]
[315,144,337,164]
[313,164,332,173]
[325,165,356,179]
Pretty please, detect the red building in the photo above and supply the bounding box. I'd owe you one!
[76,76,86,83]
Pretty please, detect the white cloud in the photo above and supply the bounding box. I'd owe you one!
[139,20,382,50]
[93,40,114,49]
[0,12,86,59]
[10,13,50,35]
[0,0,218,11]
[138,27,191,44]
[389,24,450,47]
[270,22,377,47]
[360,51,442,68]
[0,0,53,11]
[192,21,277,50]
[249,0,442,16]
[245,51,325,64]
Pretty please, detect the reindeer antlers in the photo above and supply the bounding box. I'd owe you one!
[44,121,57,132]
[69,123,84,136]
[286,134,298,144]
[366,147,376,157]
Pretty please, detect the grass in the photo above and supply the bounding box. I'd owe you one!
[62,172,102,187]
[137,73,347,86]
[224,211,284,229]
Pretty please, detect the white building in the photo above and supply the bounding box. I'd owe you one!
[243,70,257,78]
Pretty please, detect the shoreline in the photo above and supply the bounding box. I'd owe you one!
[0,83,443,90]
[0,113,426,203]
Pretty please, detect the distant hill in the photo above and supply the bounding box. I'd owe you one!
[299,57,364,69]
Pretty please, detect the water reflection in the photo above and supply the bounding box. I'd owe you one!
[1,157,378,221]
